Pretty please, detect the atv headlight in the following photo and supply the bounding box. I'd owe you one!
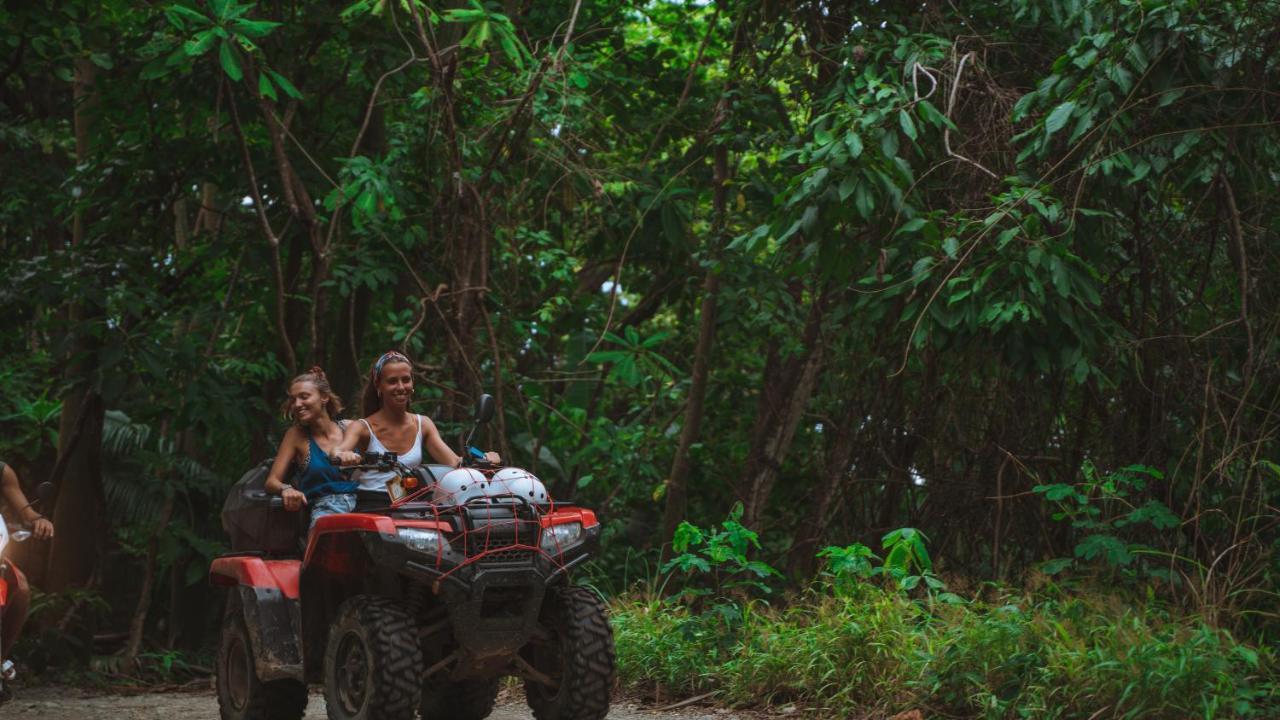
[540,522,583,554]
[398,528,447,555]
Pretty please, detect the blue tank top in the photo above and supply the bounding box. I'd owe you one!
[297,434,358,501]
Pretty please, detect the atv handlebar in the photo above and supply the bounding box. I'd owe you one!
[329,450,415,476]
[331,449,499,472]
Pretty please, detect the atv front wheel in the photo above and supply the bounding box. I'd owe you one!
[523,585,615,720]
[323,596,422,720]
[216,593,307,720]
[419,677,500,720]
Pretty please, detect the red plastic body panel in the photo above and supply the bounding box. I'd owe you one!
[302,513,399,566]
[393,519,452,531]
[292,509,595,573]
[1,563,26,607]
[542,507,598,529]
[209,556,301,600]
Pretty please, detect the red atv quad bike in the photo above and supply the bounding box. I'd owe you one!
[210,395,615,720]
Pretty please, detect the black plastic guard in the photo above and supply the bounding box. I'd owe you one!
[438,565,547,660]
[236,584,304,681]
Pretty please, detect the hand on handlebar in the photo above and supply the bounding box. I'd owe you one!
[281,487,307,512]
[31,517,53,540]
[462,447,501,467]
[332,451,362,466]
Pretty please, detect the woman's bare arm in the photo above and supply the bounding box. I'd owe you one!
[264,426,302,496]
[1,463,53,540]
[422,415,462,467]
[333,418,370,465]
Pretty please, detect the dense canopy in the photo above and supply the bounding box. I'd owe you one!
[1,0,1278,685]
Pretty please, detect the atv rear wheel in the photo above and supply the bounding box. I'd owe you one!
[523,585,615,720]
[419,677,500,720]
[323,596,422,720]
[216,593,307,720]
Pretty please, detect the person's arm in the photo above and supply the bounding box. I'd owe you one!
[333,419,370,465]
[1,464,53,539]
[265,428,307,511]
[421,415,463,467]
[423,417,503,466]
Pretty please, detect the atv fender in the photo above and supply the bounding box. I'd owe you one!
[210,556,304,682]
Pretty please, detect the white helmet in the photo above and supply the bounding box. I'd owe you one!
[490,467,549,503]
[433,468,489,505]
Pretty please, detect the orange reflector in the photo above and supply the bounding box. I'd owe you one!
[403,475,419,490]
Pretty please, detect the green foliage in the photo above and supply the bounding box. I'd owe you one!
[0,358,60,457]
[587,326,682,390]
[613,585,1280,718]
[1035,463,1179,575]
[3,0,1280,693]
[878,527,938,587]
[147,0,298,97]
[817,542,877,594]
[821,529,955,599]
[663,503,782,598]
[442,0,527,69]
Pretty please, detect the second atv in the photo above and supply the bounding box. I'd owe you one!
[211,394,614,720]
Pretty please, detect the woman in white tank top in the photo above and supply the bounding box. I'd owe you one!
[332,351,499,504]
[354,414,423,492]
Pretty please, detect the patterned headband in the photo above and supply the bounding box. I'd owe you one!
[373,351,410,379]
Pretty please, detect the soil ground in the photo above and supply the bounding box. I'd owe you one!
[3,685,765,719]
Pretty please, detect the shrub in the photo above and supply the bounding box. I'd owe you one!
[612,587,1280,718]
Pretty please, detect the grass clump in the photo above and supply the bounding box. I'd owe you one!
[616,512,1279,717]
[611,587,1280,718]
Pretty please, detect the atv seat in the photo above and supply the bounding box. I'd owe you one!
[222,459,308,558]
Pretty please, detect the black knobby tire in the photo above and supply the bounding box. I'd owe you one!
[524,585,615,720]
[323,595,422,720]
[418,677,500,720]
[216,593,308,720]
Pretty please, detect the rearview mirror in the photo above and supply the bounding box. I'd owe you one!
[474,393,496,424]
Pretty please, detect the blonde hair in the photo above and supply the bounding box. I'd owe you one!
[281,366,344,422]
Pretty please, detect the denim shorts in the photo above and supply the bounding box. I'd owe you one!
[309,493,357,530]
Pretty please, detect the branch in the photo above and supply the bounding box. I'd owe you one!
[1219,173,1254,422]
[944,51,998,180]
[226,79,297,373]
[643,2,721,163]
[478,0,584,180]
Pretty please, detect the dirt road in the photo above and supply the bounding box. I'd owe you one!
[4,686,760,720]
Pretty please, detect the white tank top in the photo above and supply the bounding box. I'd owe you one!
[354,415,424,492]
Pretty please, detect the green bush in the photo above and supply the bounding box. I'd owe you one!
[612,587,1280,718]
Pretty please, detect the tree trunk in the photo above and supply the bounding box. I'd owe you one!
[121,492,176,662]
[739,289,829,530]
[786,407,859,578]
[46,392,107,591]
[444,204,489,420]
[47,59,106,592]
[332,281,374,405]
[660,271,719,556]
[56,57,98,456]
[192,182,222,235]
[658,144,727,550]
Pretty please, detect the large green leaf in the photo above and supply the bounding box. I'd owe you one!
[218,41,242,81]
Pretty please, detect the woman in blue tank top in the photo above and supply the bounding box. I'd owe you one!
[265,367,358,529]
